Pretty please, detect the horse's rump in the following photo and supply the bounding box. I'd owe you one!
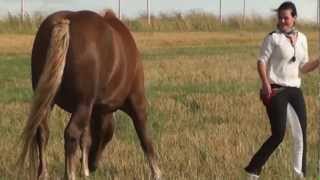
[32,10,140,113]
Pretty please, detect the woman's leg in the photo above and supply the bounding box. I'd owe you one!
[245,91,288,175]
[288,88,307,177]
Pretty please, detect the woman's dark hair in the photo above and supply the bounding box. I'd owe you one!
[276,1,297,17]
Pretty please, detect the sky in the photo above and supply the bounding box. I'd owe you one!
[0,0,318,22]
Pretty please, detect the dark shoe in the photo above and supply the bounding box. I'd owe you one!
[244,166,261,176]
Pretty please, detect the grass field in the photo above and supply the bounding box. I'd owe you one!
[0,30,319,180]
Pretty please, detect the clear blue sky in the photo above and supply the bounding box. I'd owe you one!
[0,0,317,21]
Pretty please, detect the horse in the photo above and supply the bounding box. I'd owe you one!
[17,10,161,180]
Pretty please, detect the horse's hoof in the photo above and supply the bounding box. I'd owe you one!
[88,161,97,172]
[38,172,49,180]
[83,168,90,178]
[152,171,161,180]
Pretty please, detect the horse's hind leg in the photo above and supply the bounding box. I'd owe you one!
[64,103,93,180]
[88,108,114,172]
[80,126,91,177]
[36,121,49,180]
[122,93,161,180]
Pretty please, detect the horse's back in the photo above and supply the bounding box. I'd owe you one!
[32,10,140,113]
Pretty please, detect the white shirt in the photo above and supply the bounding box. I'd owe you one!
[258,30,309,88]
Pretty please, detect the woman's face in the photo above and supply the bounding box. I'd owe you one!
[278,9,296,32]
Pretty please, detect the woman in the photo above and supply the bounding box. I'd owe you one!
[245,1,320,179]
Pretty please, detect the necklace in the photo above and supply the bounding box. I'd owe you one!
[279,28,297,63]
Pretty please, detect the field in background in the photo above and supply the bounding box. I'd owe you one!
[0,11,317,34]
[0,26,319,179]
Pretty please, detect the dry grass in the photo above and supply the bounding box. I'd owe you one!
[0,34,34,55]
[0,31,319,179]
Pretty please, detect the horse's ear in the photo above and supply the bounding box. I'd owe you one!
[103,10,117,19]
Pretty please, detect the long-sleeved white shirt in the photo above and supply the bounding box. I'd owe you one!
[258,30,309,88]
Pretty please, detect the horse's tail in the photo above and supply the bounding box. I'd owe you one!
[17,18,70,177]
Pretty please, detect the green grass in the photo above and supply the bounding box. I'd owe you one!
[0,55,32,103]
[148,81,259,96]
[142,44,258,61]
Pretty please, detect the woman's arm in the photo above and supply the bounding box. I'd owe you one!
[301,58,320,73]
[257,34,274,96]
[257,61,271,96]
[300,34,319,73]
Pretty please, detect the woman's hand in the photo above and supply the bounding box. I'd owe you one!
[301,57,320,73]
[262,81,272,97]
[257,61,271,96]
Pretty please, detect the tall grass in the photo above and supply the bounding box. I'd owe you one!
[125,10,317,32]
[0,12,44,34]
[124,11,276,32]
[0,10,317,34]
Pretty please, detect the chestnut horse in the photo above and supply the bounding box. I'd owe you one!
[18,10,161,180]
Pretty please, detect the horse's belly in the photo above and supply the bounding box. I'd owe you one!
[96,81,131,109]
[54,90,78,113]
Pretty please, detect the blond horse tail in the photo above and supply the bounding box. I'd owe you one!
[17,19,70,178]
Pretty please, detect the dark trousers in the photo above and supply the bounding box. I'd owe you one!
[245,87,307,176]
